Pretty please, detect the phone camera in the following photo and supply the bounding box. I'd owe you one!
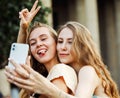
[12,48,15,51]
[13,44,15,47]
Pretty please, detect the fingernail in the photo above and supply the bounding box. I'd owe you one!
[10,75,13,79]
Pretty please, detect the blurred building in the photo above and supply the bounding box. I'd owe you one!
[0,69,11,97]
[42,0,120,90]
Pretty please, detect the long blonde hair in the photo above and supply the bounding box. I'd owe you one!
[58,21,120,98]
[20,22,58,98]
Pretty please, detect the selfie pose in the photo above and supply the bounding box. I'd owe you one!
[5,0,120,98]
[6,1,77,97]
[6,21,120,98]
[7,22,77,98]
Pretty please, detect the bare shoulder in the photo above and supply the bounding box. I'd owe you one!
[78,66,100,85]
[79,66,96,75]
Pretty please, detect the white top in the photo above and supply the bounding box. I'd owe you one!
[47,64,77,94]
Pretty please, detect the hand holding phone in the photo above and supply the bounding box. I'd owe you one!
[8,43,29,69]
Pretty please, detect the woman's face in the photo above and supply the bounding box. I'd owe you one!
[57,27,75,65]
[29,27,57,64]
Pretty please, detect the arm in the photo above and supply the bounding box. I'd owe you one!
[5,58,74,92]
[46,66,99,98]
[17,0,40,43]
[17,26,28,43]
[74,66,99,98]
[40,77,69,98]
[5,60,98,98]
[51,77,69,93]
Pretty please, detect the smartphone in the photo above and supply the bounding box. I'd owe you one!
[8,43,29,69]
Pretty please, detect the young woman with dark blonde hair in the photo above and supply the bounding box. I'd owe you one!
[55,21,120,98]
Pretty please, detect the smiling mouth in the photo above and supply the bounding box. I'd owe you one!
[59,53,69,57]
[37,50,47,56]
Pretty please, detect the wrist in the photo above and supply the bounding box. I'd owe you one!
[19,26,28,33]
[20,22,29,32]
[47,84,61,98]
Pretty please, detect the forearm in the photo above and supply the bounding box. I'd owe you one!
[17,27,28,43]
[46,82,77,98]
[51,89,76,98]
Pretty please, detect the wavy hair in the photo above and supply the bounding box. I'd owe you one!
[57,21,120,98]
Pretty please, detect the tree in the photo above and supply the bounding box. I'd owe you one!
[0,0,51,68]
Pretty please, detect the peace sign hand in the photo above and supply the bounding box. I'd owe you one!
[19,0,41,29]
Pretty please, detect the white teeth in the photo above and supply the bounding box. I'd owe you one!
[38,50,46,54]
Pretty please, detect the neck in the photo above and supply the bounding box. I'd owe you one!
[44,56,59,72]
[70,62,81,74]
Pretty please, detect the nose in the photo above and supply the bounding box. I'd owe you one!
[36,40,43,48]
[61,43,67,51]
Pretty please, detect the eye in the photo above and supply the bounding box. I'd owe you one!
[57,39,63,43]
[41,38,47,41]
[30,41,36,46]
[40,36,47,41]
[68,40,72,44]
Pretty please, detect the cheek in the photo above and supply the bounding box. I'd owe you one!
[52,44,57,54]
[56,44,60,52]
[70,48,75,56]
[49,41,57,53]
[30,46,35,55]
[67,44,72,52]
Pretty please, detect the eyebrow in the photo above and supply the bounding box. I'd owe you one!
[58,37,73,40]
[29,34,47,42]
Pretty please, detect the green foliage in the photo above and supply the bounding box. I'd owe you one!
[0,0,51,68]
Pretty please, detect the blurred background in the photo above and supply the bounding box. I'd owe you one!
[0,0,120,97]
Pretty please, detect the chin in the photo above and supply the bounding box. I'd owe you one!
[60,60,69,64]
